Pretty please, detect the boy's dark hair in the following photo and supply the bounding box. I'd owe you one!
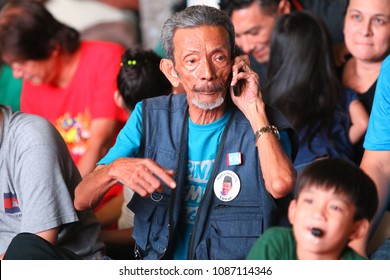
[0,0,79,62]
[296,158,378,222]
[117,48,172,111]
[219,0,280,16]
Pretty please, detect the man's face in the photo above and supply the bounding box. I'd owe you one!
[231,1,277,63]
[222,182,232,195]
[3,50,59,86]
[172,25,233,111]
[344,0,390,63]
[5,59,54,85]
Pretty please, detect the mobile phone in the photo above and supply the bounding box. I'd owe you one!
[232,46,244,96]
[232,74,241,96]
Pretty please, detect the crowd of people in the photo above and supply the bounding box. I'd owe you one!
[0,0,389,260]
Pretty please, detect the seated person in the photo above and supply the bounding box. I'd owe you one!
[341,0,390,164]
[0,1,128,229]
[3,5,297,261]
[0,1,128,178]
[246,158,378,260]
[74,5,298,260]
[0,105,104,260]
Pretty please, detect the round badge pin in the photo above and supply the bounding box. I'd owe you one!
[213,170,240,202]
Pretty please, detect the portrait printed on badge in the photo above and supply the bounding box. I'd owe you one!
[221,176,233,196]
[214,170,240,202]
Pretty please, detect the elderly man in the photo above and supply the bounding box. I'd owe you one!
[74,5,297,260]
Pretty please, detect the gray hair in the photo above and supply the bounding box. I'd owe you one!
[161,5,235,61]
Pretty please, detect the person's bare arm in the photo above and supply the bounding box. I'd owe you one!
[349,99,369,144]
[101,228,134,244]
[350,150,390,256]
[77,118,118,178]
[74,158,176,211]
[95,193,123,227]
[230,55,296,199]
[36,227,60,244]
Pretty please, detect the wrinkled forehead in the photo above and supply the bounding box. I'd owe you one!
[347,0,390,14]
[172,25,232,51]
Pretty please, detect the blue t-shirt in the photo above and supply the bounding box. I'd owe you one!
[99,100,292,259]
[364,55,390,150]
[173,111,230,259]
[98,102,143,163]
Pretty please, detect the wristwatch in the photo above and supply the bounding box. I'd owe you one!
[254,125,280,143]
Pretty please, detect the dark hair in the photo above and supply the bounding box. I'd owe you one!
[161,5,235,61]
[296,158,378,222]
[223,175,233,184]
[117,48,172,111]
[219,0,280,16]
[0,0,79,62]
[265,11,342,149]
[172,0,187,13]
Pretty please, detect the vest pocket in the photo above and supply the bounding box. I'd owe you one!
[128,193,170,258]
[197,204,263,260]
[145,147,178,170]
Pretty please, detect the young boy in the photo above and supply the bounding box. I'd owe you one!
[246,158,378,260]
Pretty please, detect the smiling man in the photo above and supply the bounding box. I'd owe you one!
[219,0,290,86]
[72,5,298,260]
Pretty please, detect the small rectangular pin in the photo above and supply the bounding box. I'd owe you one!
[226,152,242,166]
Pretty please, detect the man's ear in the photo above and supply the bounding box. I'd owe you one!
[288,200,297,225]
[278,0,291,15]
[349,219,370,241]
[114,90,125,109]
[114,90,133,115]
[160,58,180,88]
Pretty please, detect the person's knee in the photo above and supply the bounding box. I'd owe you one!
[4,232,82,260]
[3,232,45,259]
[10,232,42,247]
